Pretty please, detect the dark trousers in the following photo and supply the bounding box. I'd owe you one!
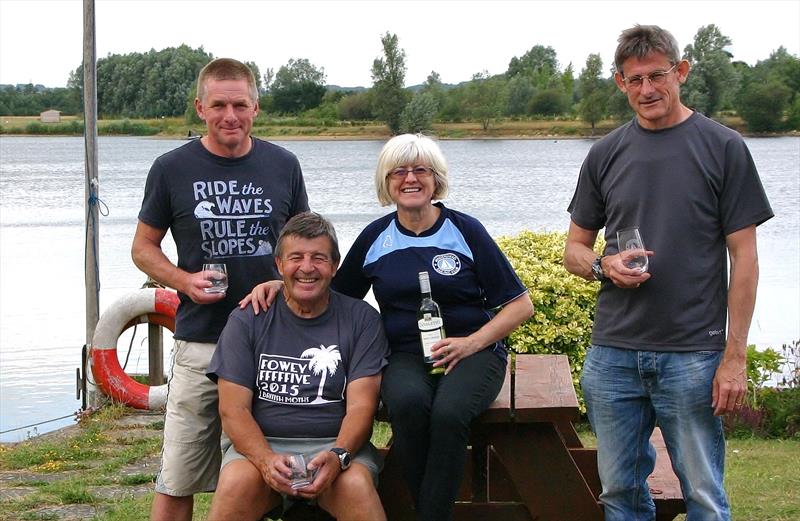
[381,350,506,521]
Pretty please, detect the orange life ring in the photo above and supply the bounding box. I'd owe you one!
[90,288,179,409]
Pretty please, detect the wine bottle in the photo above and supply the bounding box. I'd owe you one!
[417,271,446,375]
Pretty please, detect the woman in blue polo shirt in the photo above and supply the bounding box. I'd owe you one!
[332,134,533,521]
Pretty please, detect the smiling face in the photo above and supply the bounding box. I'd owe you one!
[195,78,258,157]
[615,52,691,130]
[275,234,337,317]
[387,162,437,212]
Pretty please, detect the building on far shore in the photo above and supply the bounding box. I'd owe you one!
[40,109,61,123]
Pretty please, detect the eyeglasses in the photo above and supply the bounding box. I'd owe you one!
[622,64,678,89]
[388,166,435,178]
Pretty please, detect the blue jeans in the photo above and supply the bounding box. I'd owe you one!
[580,345,730,521]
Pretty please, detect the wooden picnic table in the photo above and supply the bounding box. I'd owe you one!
[378,354,686,521]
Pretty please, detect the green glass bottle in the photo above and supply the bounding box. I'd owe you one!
[417,271,446,375]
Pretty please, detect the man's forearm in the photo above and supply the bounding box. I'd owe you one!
[132,243,189,292]
[725,250,758,359]
[221,407,274,467]
[333,405,374,454]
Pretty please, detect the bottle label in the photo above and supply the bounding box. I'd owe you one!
[418,316,443,331]
[420,328,444,358]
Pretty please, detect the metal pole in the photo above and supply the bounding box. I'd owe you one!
[83,0,100,407]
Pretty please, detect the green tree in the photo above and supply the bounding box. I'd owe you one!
[463,71,505,130]
[337,91,374,120]
[737,80,791,131]
[505,74,535,116]
[578,54,607,133]
[421,71,446,116]
[271,58,327,114]
[399,92,438,133]
[507,44,559,83]
[529,88,569,116]
[371,32,410,134]
[682,24,737,116]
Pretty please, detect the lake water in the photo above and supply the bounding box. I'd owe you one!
[1,135,798,441]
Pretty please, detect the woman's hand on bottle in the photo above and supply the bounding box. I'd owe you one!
[430,337,482,374]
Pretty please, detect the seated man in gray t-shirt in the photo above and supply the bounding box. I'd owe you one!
[206,212,389,521]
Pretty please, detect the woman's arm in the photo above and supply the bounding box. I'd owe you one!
[431,291,533,374]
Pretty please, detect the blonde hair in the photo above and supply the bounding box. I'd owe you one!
[197,58,259,103]
[374,134,449,207]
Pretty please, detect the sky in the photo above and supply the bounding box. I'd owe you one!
[1,0,799,89]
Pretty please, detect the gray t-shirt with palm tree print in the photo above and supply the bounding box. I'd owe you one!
[208,291,389,438]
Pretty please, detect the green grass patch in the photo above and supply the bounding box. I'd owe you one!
[118,473,155,486]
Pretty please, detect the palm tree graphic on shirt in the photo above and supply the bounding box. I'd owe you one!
[301,344,342,404]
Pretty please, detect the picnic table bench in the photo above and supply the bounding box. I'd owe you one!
[377,354,686,521]
[280,354,685,520]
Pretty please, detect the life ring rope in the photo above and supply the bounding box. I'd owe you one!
[90,287,179,409]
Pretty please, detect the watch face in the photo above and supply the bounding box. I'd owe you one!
[331,448,351,469]
[592,257,604,280]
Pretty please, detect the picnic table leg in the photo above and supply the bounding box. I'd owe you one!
[488,422,604,521]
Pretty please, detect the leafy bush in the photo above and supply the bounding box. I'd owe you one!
[497,230,603,411]
[726,340,800,438]
[746,345,783,407]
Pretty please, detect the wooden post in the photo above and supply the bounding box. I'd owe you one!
[148,324,165,385]
[83,0,100,407]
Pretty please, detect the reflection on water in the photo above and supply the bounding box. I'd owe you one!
[1,135,798,441]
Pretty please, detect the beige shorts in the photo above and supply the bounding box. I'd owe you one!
[222,436,383,486]
[155,340,226,496]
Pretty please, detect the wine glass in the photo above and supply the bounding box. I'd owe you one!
[616,228,648,273]
[202,263,228,293]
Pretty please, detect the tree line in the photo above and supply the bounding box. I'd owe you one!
[2,25,798,133]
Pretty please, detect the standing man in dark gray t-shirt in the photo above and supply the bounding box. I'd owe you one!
[132,58,308,521]
[206,212,389,521]
[564,25,772,521]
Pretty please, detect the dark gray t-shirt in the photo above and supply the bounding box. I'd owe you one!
[568,112,773,351]
[138,138,309,342]
[207,291,389,438]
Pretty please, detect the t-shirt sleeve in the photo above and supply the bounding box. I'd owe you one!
[463,217,528,309]
[289,159,310,216]
[567,151,606,231]
[344,303,389,383]
[207,309,255,388]
[137,158,172,230]
[332,229,373,299]
[719,137,774,235]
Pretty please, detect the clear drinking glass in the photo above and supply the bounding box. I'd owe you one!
[202,263,228,293]
[288,453,318,489]
[616,227,649,273]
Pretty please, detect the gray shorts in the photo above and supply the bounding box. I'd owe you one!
[222,436,383,487]
[155,340,225,496]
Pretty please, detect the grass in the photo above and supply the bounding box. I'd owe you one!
[578,428,800,521]
[1,407,797,521]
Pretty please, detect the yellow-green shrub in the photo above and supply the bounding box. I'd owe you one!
[497,230,604,412]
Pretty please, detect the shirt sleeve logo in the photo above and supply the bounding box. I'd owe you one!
[432,253,461,276]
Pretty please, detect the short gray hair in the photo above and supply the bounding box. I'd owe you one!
[275,212,340,265]
[374,134,449,207]
[615,25,681,75]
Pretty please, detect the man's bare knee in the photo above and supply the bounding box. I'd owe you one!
[318,465,385,521]
[209,460,277,521]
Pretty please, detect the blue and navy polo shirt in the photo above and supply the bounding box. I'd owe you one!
[332,203,527,359]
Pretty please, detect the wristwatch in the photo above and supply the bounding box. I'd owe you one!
[591,256,606,281]
[329,447,352,470]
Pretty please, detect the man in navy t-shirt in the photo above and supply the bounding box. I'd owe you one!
[132,58,308,521]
